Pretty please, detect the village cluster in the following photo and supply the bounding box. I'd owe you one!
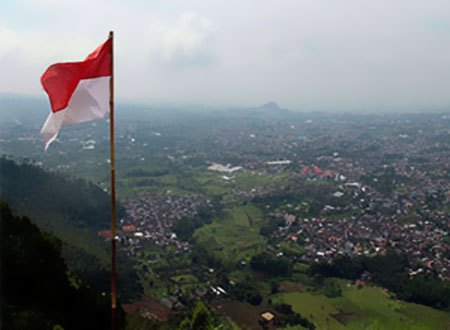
[88,112,449,280]
[99,194,211,254]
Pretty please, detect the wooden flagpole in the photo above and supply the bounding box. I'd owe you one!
[108,30,117,330]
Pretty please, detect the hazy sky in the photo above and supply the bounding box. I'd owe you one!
[2,0,450,111]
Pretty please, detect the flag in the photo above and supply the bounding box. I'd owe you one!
[40,38,112,150]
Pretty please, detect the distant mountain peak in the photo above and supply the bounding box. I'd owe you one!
[260,101,281,111]
[240,101,290,115]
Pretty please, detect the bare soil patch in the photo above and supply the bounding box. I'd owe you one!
[122,295,171,321]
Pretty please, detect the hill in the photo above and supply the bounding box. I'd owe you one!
[0,156,119,231]
[0,199,122,329]
[254,101,289,112]
[0,157,140,300]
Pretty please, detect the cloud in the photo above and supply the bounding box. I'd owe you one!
[2,0,450,111]
[0,25,20,55]
[0,23,98,64]
[0,22,102,95]
[152,11,217,69]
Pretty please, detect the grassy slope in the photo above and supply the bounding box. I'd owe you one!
[275,286,450,330]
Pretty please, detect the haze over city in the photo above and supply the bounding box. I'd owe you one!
[2,0,450,111]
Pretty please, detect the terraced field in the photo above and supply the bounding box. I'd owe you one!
[194,204,268,264]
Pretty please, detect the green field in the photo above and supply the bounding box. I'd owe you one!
[234,170,290,189]
[275,286,450,330]
[116,166,292,200]
[194,205,267,264]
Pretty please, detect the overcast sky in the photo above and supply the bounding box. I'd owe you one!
[2,0,450,112]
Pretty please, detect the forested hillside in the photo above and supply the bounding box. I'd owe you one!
[0,156,121,231]
[0,157,139,300]
[0,199,124,329]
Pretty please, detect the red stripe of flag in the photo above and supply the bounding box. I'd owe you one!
[41,38,112,112]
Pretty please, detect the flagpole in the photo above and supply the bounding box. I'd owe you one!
[108,30,117,330]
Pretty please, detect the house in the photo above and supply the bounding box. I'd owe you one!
[261,312,275,322]
[122,224,137,232]
[355,279,366,288]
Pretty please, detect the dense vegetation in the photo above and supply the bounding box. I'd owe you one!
[0,156,124,231]
[229,281,264,306]
[0,157,139,302]
[178,301,216,330]
[173,209,214,242]
[250,252,293,277]
[0,199,125,329]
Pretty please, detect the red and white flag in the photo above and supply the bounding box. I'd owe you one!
[40,37,112,150]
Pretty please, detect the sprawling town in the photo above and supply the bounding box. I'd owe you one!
[2,99,450,329]
[77,108,450,282]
